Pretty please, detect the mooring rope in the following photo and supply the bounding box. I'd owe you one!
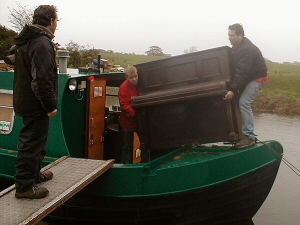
[257,139,300,178]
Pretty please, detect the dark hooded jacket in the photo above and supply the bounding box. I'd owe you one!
[230,37,267,92]
[13,25,58,116]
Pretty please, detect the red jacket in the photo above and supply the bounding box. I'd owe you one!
[119,80,139,132]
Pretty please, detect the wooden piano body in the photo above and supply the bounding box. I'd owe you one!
[132,46,242,155]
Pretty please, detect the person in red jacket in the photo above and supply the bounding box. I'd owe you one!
[118,66,139,163]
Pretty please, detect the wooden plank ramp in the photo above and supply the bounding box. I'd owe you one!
[0,156,114,225]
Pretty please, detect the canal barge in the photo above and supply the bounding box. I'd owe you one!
[0,46,283,224]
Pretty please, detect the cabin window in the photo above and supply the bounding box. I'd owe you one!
[0,90,14,134]
[106,87,120,112]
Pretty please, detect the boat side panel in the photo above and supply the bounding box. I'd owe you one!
[0,71,14,90]
[33,74,70,158]
[48,159,280,225]
[0,72,22,151]
[0,148,57,180]
[83,141,283,197]
[61,76,87,158]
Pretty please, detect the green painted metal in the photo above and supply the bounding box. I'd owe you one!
[86,140,283,197]
[0,72,22,151]
[60,75,87,158]
[0,148,18,180]
[0,71,70,158]
[0,147,57,180]
[0,71,105,179]
[0,71,14,90]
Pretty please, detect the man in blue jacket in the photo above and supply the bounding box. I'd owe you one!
[13,5,59,199]
[224,23,268,149]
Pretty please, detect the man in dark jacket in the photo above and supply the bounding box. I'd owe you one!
[14,5,59,199]
[224,23,268,149]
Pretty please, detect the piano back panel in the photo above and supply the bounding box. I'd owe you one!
[135,46,233,94]
[136,96,240,151]
[133,46,241,151]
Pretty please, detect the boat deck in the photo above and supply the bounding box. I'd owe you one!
[0,156,114,225]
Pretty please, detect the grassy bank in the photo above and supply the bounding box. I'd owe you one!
[77,53,300,115]
[253,63,300,115]
[98,52,168,67]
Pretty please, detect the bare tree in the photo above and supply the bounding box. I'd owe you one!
[184,46,198,54]
[8,2,34,32]
[65,40,84,52]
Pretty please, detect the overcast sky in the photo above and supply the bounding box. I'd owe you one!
[1,0,299,63]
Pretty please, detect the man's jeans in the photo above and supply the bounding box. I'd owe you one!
[239,81,265,140]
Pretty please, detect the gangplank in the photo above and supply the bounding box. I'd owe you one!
[0,156,114,225]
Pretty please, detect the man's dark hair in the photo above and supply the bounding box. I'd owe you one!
[228,23,244,36]
[32,5,57,27]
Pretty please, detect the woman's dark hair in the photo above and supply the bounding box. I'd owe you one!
[228,23,244,36]
[32,5,57,27]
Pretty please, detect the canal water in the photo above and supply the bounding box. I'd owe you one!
[253,113,300,225]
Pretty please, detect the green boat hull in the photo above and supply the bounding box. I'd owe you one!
[46,141,282,224]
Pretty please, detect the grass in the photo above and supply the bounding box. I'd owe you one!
[75,51,168,68]
[253,63,300,115]
[100,54,300,115]
[98,52,168,67]
[73,51,300,115]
